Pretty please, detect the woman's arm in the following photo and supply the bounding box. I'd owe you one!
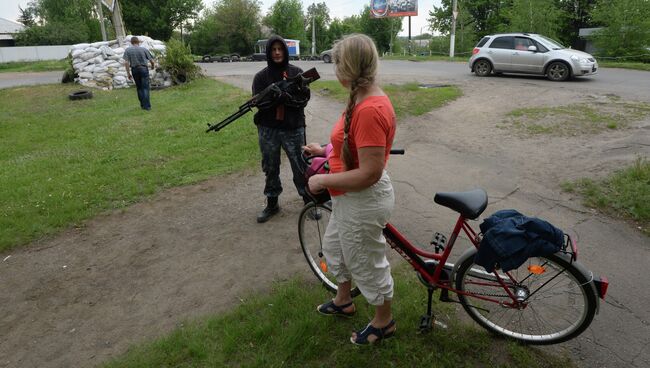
[309,146,385,193]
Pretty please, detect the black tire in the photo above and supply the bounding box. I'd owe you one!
[299,201,361,297]
[455,252,597,345]
[173,72,188,85]
[546,61,571,81]
[202,55,212,63]
[473,59,492,77]
[322,54,331,63]
[68,90,93,100]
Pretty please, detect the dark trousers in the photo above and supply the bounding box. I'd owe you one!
[131,66,151,109]
[257,125,307,200]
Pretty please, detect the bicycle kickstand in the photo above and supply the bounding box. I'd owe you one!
[419,287,435,333]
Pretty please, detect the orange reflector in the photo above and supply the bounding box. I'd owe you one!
[528,265,546,274]
[320,260,328,273]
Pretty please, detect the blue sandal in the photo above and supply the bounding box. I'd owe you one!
[350,320,396,345]
[317,300,356,318]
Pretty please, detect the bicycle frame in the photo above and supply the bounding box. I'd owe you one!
[383,214,542,307]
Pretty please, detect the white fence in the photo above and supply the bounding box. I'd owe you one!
[0,45,72,63]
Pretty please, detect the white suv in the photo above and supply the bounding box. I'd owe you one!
[468,33,598,81]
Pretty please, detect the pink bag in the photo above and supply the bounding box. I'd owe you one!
[305,143,333,178]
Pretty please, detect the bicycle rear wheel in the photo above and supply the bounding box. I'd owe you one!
[455,253,597,345]
[298,201,360,297]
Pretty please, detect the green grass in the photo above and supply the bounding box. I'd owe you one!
[562,157,650,235]
[503,100,650,136]
[0,59,69,73]
[310,81,462,118]
[103,267,573,368]
[0,78,259,252]
[599,61,650,72]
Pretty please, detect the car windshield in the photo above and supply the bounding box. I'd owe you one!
[537,35,565,50]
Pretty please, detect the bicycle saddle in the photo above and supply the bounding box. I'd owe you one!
[434,189,488,220]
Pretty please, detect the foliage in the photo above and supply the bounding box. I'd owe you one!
[429,0,511,38]
[591,0,650,61]
[556,0,596,48]
[120,0,203,41]
[0,79,258,251]
[14,0,102,45]
[189,0,262,56]
[306,2,331,54]
[160,38,202,83]
[264,0,306,44]
[15,21,94,45]
[501,0,566,40]
[357,5,403,54]
[17,5,36,27]
[326,16,361,50]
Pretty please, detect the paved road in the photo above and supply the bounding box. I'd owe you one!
[0,71,62,89]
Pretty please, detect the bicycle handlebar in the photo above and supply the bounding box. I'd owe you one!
[390,148,405,155]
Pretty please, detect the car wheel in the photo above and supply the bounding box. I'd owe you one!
[68,90,93,100]
[201,55,212,63]
[474,60,492,77]
[547,61,570,81]
[323,54,331,63]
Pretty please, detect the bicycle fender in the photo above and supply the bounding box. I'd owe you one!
[451,248,601,314]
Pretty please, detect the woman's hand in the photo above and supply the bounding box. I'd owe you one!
[303,143,325,157]
[308,174,326,193]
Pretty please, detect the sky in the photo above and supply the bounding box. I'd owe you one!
[0,0,441,36]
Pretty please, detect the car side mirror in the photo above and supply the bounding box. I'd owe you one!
[528,45,537,52]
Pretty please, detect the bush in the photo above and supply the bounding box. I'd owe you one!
[160,39,203,84]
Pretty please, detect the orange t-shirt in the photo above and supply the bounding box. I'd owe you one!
[328,95,396,196]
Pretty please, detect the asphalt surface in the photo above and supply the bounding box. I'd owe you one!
[0,71,62,89]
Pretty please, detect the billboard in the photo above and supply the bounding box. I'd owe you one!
[370,0,418,18]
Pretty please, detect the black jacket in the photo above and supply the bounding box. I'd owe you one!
[252,35,309,130]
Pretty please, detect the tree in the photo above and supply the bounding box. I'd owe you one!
[17,6,36,27]
[120,0,203,40]
[591,0,650,59]
[189,0,262,56]
[357,5,402,54]
[326,16,361,49]
[14,0,103,45]
[502,0,566,40]
[264,0,306,43]
[306,2,331,54]
[429,0,512,37]
[555,0,597,48]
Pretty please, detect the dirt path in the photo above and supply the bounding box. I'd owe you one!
[1,75,649,368]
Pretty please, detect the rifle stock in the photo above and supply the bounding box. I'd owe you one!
[206,68,320,133]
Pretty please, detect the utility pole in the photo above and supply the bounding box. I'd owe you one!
[96,0,107,41]
[112,0,126,45]
[450,0,458,58]
[408,16,411,55]
[311,2,316,57]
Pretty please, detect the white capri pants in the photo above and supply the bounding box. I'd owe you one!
[322,171,395,306]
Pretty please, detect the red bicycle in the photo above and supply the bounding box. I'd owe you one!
[299,158,609,345]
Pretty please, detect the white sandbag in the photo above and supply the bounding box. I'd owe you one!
[79,52,97,61]
[82,65,95,72]
[100,46,115,57]
[72,57,84,65]
[91,41,109,48]
[73,61,89,70]
[112,47,125,55]
[71,43,90,50]
[78,72,93,79]
[85,47,101,54]
[113,76,127,83]
[88,56,103,64]
[94,73,111,80]
[93,66,108,74]
[153,45,166,51]
[71,49,85,58]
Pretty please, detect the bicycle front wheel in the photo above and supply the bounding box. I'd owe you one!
[298,201,360,297]
[455,253,597,345]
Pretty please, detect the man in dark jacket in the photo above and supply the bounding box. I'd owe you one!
[252,35,310,223]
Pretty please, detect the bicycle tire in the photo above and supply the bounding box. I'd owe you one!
[455,252,597,345]
[298,201,360,297]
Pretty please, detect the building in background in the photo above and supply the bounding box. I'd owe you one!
[0,17,25,47]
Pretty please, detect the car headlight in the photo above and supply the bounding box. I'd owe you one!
[571,55,589,64]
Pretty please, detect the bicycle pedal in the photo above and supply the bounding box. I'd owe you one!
[430,232,447,253]
[418,314,434,333]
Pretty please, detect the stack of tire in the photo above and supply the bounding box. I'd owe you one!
[70,36,172,90]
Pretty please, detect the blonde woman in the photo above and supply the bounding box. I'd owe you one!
[304,34,397,345]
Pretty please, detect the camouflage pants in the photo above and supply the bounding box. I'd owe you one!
[257,125,307,200]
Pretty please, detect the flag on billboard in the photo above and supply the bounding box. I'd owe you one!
[101,0,116,12]
[370,0,418,18]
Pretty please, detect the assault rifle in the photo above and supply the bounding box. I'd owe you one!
[206,68,320,133]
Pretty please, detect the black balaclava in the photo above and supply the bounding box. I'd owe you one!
[265,35,290,82]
